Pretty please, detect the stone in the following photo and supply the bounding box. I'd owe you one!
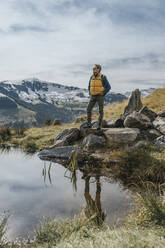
[154,135,165,148]
[106,118,124,128]
[104,128,140,143]
[80,128,104,137]
[122,89,143,120]
[153,117,165,135]
[38,145,83,161]
[139,129,162,141]
[54,128,80,147]
[89,120,107,128]
[124,111,152,129]
[139,106,157,122]
[82,134,106,148]
[148,129,162,139]
[127,140,147,151]
[53,119,61,125]
[80,121,106,136]
[157,110,165,118]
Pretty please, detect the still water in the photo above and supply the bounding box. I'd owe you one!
[0,148,132,241]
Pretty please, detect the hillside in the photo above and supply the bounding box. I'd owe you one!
[101,87,165,120]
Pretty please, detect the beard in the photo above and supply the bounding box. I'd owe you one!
[94,72,98,77]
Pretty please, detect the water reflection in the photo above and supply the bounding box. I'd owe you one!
[84,176,105,226]
[0,149,131,241]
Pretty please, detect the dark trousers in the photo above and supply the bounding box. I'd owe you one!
[87,95,104,127]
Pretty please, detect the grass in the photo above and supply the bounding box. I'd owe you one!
[0,127,12,142]
[92,87,165,120]
[104,143,165,190]
[9,122,80,151]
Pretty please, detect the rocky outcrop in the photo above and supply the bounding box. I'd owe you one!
[153,117,165,135]
[38,88,165,167]
[122,89,143,120]
[139,106,157,122]
[38,146,84,164]
[104,128,140,143]
[106,118,124,128]
[82,134,106,148]
[53,128,80,147]
[124,111,152,129]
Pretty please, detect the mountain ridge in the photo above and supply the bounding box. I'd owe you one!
[0,78,155,127]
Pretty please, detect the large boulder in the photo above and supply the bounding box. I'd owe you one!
[54,128,80,147]
[82,134,106,148]
[38,146,84,164]
[124,111,152,129]
[139,106,157,122]
[122,89,143,120]
[104,128,140,143]
[153,117,165,135]
[106,118,124,128]
[154,135,165,148]
[157,110,165,118]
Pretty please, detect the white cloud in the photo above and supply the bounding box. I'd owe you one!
[0,0,164,92]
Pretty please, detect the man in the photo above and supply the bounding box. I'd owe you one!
[87,64,111,130]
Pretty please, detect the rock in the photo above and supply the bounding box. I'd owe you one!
[106,118,124,128]
[124,111,152,129]
[104,128,140,143]
[154,135,165,148]
[127,140,147,151]
[153,117,165,134]
[122,89,143,120]
[54,128,80,147]
[89,120,107,128]
[148,129,162,139]
[139,129,162,141]
[53,119,61,125]
[82,134,106,148]
[81,128,104,137]
[139,106,157,122]
[157,110,165,118]
[38,146,84,162]
[80,121,105,136]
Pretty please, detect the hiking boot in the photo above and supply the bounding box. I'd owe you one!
[97,126,101,130]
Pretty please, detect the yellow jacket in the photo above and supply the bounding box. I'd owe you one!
[89,73,104,95]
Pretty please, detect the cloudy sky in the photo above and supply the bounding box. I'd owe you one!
[0,0,165,92]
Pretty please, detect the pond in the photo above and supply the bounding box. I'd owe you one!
[0,148,132,241]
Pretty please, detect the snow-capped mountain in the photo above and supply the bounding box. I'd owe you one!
[0,78,127,127]
[0,77,127,105]
[0,78,89,104]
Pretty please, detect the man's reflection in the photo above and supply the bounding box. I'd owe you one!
[84,175,106,225]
